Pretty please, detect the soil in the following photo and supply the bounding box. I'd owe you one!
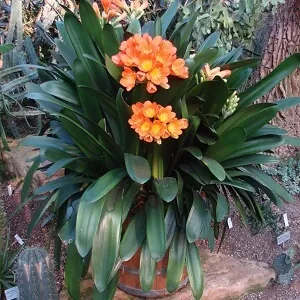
[0,144,299,299]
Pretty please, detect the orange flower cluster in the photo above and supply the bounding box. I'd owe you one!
[112,34,189,93]
[128,101,188,144]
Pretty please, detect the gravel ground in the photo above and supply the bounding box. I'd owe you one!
[219,199,300,300]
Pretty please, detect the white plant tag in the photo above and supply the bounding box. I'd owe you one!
[7,184,12,197]
[5,286,19,300]
[227,217,233,229]
[14,234,24,246]
[277,231,291,245]
[283,213,289,227]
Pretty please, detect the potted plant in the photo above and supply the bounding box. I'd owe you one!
[20,0,300,299]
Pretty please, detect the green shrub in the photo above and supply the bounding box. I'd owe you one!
[179,0,285,51]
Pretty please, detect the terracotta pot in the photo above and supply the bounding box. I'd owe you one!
[118,249,189,298]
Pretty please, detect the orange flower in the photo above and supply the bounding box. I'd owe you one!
[171,59,189,79]
[101,0,111,13]
[146,81,157,94]
[142,101,159,118]
[128,101,188,144]
[112,34,189,93]
[202,64,231,81]
[92,2,101,17]
[136,71,146,82]
[167,118,189,139]
[147,67,170,86]
[157,106,176,123]
[120,67,136,91]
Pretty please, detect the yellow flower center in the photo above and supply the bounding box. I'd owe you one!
[140,60,154,72]
[141,121,151,132]
[158,112,169,123]
[151,124,161,135]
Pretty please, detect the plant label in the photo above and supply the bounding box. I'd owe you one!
[4,286,19,300]
[283,213,289,227]
[227,217,233,229]
[7,184,12,197]
[14,234,24,246]
[277,231,291,245]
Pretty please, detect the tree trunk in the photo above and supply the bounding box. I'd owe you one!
[259,0,300,157]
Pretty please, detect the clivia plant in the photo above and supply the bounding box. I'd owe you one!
[19,0,300,299]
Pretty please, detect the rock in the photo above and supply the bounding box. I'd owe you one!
[60,250,275,300]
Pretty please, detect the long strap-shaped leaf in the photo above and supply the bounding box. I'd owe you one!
[238,53,300,109]
[120,207,146,261]
[81,168,127,204]
[76,196,106,257]
[146,195,166,261]
[65,242,84,300]
[92,185,124,292]
[64,11,111,92]
[139,239,156,292]
[186,242,204,300]
[166,229,187,293]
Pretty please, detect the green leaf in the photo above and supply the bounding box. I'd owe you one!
[186,191,211,242]
[227,187,247,225]
[139,239,156,292]
[34,175,91,195]
[59,210,77,243]
[202,156,226,181]
[201,78,229,116]
[79,0,104,52]
[154,177,178,202]
[55,39,77,67]
[0,43,14,53]
[165,204,176,248]
[124,153,151,184]
[216,194,229,222]
[120,207,146,261]
[221,154,280,169]
[213,179,256,193]
[241,166,294,203]
[21,155,41,203]
[102,24,120,57]
[40,81,80,105]
[217,103,278,136]
[64,12,110,91]
[220,58,260,71]
[28,191,59,236]
[116,89,139,154]
[182,146,203,160]
[238,53,300,108]
[78,86,121,145]
[206,127,247,162]
[46,158,78,177]
[146,196,166,261]
[105,55,122,81]
[92,186,124,292]
[284,136,300,146]
[76,196,106,257]
[166,229,187,293]
[82,168,127,203]
[225,135,284,160]
[65,242,84,300]
[127,19,141,35]
[226,68,252,90]
[93,272,119,300]
[193,48,218,72]
[186,243,204,300]
[141,21,155,36]
[197,32,220,53]
[0,115,10,151]
[122,182,140,222]
[73,59,103,124]
[249,125,287,138]
[275,97,300,110]
[161,0,179,36]
[154,17,162,36]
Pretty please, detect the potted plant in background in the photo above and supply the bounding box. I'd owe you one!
[19,0,300,299]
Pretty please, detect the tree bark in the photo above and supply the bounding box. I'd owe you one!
[259,0,300,157]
